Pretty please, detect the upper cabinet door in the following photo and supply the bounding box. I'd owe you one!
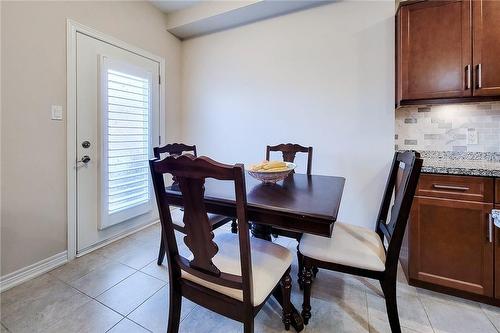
[473,0,500,96]
[399,0,472,101]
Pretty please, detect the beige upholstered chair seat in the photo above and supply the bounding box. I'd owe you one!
[182,233,293,306]
[173,212,227,228]
[299,222,386,272]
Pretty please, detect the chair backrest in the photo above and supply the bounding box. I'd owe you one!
[266,143,313,175]
[149,154,253,304]
[375,151,422,274]
[153,143,197,159]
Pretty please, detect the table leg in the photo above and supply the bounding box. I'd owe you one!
[251,223,305,332]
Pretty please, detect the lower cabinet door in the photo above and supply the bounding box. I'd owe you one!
[409,196,494,296]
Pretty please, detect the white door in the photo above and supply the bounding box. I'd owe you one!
[76,32,160,253]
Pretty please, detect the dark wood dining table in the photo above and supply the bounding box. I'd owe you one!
[165,172,345,332]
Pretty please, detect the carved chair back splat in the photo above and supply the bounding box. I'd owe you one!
[266,143,313,175]
[152,143,236,265]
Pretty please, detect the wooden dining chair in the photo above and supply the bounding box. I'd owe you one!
[154,143,236,266]
[149,154,293,333]
[266,143,314,285]
[266,143,313,175]
[298,151,422,333]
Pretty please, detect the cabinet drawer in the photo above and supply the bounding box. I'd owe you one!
[417,174,494,202]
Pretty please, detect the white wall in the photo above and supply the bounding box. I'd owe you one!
[181,1,395,228]
[1,1,181,276]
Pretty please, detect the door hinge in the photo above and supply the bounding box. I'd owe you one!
[159,135,161,145]
[159,75,161,85]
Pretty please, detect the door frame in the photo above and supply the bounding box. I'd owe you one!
[66,19,166,260]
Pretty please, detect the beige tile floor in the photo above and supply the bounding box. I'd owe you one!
[1,217,500,333]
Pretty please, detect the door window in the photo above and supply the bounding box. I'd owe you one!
[100,56,153,229]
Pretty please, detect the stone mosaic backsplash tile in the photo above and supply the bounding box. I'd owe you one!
[395,102,500,152]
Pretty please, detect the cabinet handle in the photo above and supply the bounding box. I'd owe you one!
[432,184,470,191]
[489,213,493,243]
[476,64,482,89]
[465,64,471,90]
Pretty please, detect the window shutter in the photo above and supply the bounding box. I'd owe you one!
[100,57,153,229]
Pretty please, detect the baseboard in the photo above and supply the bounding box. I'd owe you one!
[0,251,68,292]
[0,207,179,292]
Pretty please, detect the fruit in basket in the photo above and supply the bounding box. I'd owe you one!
[247,161,296,184]
[250,160,288,172]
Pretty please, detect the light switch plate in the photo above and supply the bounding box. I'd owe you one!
[51,105,63,120]
[467,128,478,145]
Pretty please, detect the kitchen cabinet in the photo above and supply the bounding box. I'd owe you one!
[473,0,500,96]
[409,196,493,296]
[396,0,500,106]
[402,174,498,302]
[397,1,471,102]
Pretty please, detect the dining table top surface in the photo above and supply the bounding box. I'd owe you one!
[165,172,345,224]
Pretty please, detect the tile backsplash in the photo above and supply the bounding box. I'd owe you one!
[395,102,500,152]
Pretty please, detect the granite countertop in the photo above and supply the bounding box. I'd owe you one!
[416,151,500,177]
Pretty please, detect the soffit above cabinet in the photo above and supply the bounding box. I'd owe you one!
[157,0,334,40]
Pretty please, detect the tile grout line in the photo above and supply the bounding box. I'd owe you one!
[92,270,166,315]
[99,248,158,271]
[50,236,166,325]
[46,252,111,284]
[104,318,127,333]
[180,303,200,324]
[50,261,138,307]
[416,291,438,333]
[139,268,169,284]
[78,268,137,299]
[0,322,10,333]
[365,290,372,333]
[116,280,166,316]
[47,272,128,329]
[54,266,165,332]
[125,286,169,331]
[105,317,153,333]
[479,306,500,333]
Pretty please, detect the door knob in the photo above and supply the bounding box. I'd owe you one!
[78,155,91,165]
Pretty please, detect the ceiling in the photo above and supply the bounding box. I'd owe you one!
[150,0,202,13]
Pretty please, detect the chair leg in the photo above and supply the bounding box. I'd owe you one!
[167,282,182,333]
[312,266,319,278]
[243,318,254,333]
[297,249,304,290]
[280,268,292,331]
[381,279,401,333]
[157,233,166,266]
[301,260,313,325]
[231,219,238,234]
